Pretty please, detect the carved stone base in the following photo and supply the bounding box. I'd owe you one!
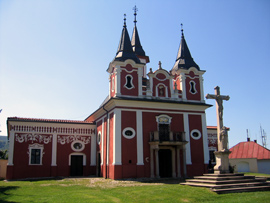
[214,150,231,174]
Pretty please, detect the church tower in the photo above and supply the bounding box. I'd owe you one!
[171,25,205,102]
[107,11,149,99]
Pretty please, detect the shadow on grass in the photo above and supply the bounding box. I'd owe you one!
[0,186,20,203]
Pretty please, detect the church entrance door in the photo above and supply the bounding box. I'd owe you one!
[70,155,83,176]
[159,149,172,177]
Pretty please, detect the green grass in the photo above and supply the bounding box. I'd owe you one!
[241,172,270,177]
[0,178,269,203]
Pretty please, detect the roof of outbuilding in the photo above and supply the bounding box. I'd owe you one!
[229,141,270,160]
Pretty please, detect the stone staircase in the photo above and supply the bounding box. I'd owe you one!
[181,173,270,194]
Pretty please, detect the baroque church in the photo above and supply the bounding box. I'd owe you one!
[6,10,215,180]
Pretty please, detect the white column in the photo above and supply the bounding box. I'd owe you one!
[113,109,122,165]
[170,78,174,98]
[115,66,121,97]
[183,113,192,164]
[109,76,111,98]
[8,131,15,166]
[150,146,154,178]
[183,146,187,177]
[51,133,57,166]
[101,119,105,165]
[138,68,143,97]
[91,134,96,166]
[176,147,181,177]
[136,110,144,165]
[201,113,210,164]
[171,148,176,178]
[155,149,160,178]
[106,114,110,165]
[199,75,205,102]
[180,73,186,101]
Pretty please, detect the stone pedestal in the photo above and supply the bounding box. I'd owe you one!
[214,150,231,174]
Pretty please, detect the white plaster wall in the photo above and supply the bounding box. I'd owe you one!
[257,160,270,174]
[229,158,258,173]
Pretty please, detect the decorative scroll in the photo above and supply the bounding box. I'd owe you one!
[57,135,91,145]
[15,133,52,144]
[208,133,217,145]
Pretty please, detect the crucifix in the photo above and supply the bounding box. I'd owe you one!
[206,86,230,150]
[206,85,229,127]
[206,86,230,173]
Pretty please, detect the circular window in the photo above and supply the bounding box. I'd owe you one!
[122,127,136,139]
[71,141,85,152]
[190,129,201,140]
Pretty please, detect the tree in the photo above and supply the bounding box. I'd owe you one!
[0,149,8,160]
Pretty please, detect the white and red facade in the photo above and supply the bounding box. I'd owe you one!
[6,16,214,180]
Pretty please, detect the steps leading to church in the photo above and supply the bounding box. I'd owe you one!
[181,173,270,194]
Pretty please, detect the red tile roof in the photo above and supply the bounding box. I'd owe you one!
[229,141,270,160]
[8,117,93,124]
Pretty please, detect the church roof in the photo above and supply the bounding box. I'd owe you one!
[229,141,270,160]
[172,28,200,71]
[113,15,141,64]
[7,117,93,124]
[131,24,145,56]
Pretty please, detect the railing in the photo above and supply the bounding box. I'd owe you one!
[149,131,186,142]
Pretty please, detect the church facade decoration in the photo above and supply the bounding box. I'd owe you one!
[6,10,216,180]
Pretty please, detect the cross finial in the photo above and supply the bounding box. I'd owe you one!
[181,23,184,36]
[123,14,127,27]
[158,61,162,69]
[133,5,138,24]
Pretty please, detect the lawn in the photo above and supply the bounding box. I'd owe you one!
[0,177,269,203]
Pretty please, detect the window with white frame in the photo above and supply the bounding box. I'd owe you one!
[189,80,197,94]
[156,115,172,141]
[190,129,201,140]
[122,127,136,139]
[28,143,44,165]
[124,75,135,89]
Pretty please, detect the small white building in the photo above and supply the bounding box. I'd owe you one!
[229,139,270,174]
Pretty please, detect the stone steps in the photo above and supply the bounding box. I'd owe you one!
[181,173,270,194]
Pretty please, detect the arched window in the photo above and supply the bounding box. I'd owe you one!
[156,84,167,97]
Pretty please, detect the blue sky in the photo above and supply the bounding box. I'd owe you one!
[0,0,269,148]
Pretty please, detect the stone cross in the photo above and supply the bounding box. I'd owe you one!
[206,86,230,151]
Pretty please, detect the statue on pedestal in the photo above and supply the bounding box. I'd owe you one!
[206,86,231,174]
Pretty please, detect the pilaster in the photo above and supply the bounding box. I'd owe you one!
[183,113,191,164]
[113,109,122,165]
[8,131,15,166]
[180,73,186,101]
[51,133,57,166]
[136,110,144,165]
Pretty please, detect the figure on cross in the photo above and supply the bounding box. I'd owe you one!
[206,86,230,129]
[206,86,230,152]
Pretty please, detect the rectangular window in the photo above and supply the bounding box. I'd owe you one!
[31,149,41,164]
[159,124,170,141]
